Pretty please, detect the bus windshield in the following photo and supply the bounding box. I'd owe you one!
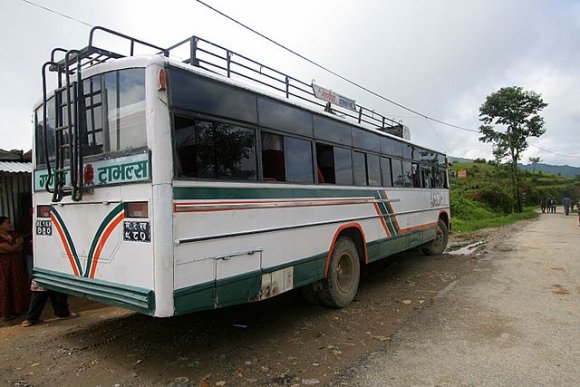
[35,68,147,166]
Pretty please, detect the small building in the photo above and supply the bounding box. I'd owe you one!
[0,149,32,233]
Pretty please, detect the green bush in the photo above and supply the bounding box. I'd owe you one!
[477,184,514,213]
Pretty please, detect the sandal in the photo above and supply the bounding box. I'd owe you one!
[58,312,80,320]
[21,320,42,327]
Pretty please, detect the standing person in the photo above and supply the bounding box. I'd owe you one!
[21,281,79,327]
[540,198,546,213]
[18,208,33,281]
[0,216,30,320]
[562,197,571,216]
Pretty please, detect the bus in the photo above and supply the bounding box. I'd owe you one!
[32,27,450,317]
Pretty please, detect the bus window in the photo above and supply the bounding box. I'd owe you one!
[175,116,257,181]
[422,166,435,188]
[84,68,146,156]
[435,168,448,188]
[334,147,353,185]
[367,154,381,186]
[258,98,313,137]
[261,132,285,181]
[34,99,56,166]
[381,157,392,187]
[169,69,257,124]
[411,163,421,188]
[392,159,404,187]
[353,151,367,186]
[402,161,413,187]
[381,137,402,158]
[316,143,335,184]
[285,137,314,183]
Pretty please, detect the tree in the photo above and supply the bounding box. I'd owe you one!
[479,86,547,212]
[528,156,541,173]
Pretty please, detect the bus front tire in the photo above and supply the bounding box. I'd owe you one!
[319,237,361,308]
[422,219,449,256]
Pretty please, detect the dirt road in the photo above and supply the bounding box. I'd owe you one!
[338,211,580,386]
[0,213,577,386]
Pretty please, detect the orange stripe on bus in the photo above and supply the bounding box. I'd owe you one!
[324,223,367,276]
[89,212,125,279]
[382,190,401,232]
[173,197,376,213]
[373,202,391,237]
[50,213,80,276]
[398,221,438,234]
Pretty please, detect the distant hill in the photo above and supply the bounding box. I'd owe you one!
[448,157,580,178]
[519,163,580,178]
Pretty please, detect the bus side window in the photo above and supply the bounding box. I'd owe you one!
[174,115,257,181]
[353,151,367,186]
[316,143,335,184]
[422,166,435,188]
[381,157,392,187]
[402,161,413,187]
[392,159,404,187]
[411,163,421,188]
[367,154,381,186]
[285,137,314,183]
[261,132,285,181]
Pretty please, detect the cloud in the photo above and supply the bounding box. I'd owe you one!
[1,0,579,166]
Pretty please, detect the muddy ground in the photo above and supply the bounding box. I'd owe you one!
[0,225,509,387]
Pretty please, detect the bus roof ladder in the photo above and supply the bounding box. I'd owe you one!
[42,50,86,202]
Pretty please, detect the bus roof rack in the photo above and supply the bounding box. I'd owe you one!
[49,26,403,133]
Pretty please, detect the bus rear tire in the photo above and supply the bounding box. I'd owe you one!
[422,219,449,256]
[319,237,360,308]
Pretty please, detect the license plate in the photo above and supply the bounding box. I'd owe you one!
[123,221,150,242]
[35,220,53,236]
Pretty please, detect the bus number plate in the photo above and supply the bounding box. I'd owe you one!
[123,221,150,242]
[35,220,52,236]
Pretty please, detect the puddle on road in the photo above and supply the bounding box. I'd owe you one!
[448,241,486,255]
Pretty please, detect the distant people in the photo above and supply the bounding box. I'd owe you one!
[549,198,557,213]
[540,198,546,213]
[21,281,79,327]
[0,216,30,320]
[562,197,571,216]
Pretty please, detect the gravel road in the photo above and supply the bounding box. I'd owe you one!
[337,211,580,386]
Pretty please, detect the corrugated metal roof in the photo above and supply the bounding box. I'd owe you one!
[0,161,32,173]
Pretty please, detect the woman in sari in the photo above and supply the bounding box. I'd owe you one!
[0,216,29,320]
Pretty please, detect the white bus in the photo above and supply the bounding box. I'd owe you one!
[32,27,450,317]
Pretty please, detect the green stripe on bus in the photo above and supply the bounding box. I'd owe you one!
[85,203,126,278]
[173,186,379,200]
[50,208,83,276]
[373,190,398,236]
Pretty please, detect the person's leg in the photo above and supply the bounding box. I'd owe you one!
[49,291,71,318]
[24,291,49,322]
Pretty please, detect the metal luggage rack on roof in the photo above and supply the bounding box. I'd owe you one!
[50,26,169,74]
[51,26,402,132]
[166,34,402,132]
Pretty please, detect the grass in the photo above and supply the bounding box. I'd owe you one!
[452,206,539,233]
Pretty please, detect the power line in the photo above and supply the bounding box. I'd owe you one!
[194,0,479,133]
[20,0,93,27]
[194,0,580,160]
[528,143,580,159]
[19,0,580,162]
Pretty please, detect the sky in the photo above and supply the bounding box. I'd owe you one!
[1,0,579,166]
